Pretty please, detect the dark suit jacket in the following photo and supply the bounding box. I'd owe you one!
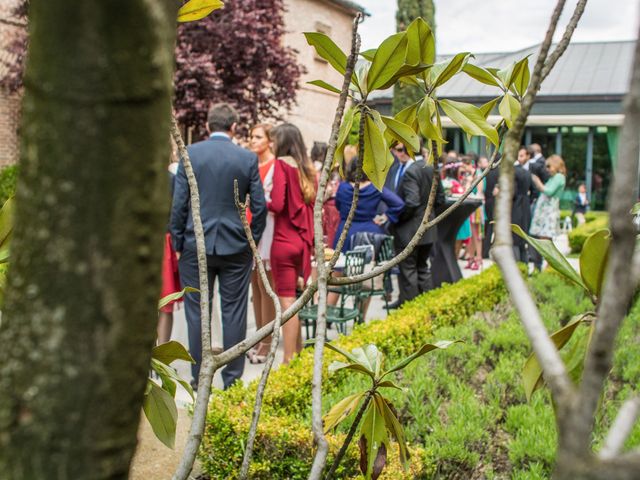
[529,156,549,202]
[513,165,533,246]
[392,160,445,247]
[170,136,267,256]
[484,167,500,222]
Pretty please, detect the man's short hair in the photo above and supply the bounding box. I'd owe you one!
[529,143,542,155]
[207,103,239,133]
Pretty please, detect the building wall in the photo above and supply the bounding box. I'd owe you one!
[282,0,357,150]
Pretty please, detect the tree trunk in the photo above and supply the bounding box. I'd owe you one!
[0,1,178,479]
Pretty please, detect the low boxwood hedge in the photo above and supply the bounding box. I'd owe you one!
[568,214,609,253]
[199,267,508,479]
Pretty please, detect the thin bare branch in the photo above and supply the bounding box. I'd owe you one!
[234,183,284,480]
[170,116,214,480]
[600,397,640,460]
[309,14,362,480]
[491,0,575,405]
[541,0,588,82]
[572,28,640,454]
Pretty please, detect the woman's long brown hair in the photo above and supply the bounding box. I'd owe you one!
[271,123,316,203]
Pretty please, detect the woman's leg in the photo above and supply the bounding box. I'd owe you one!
[250,270,262,355]
[280,296,300,364]
[257,270,276,355]
[157,311,173,345]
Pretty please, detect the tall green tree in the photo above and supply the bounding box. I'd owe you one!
[393,0,436,115]
[0,1,178,478]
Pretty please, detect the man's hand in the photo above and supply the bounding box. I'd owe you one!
[176,251,181,260]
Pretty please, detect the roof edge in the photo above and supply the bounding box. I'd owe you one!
[323,0,369,16]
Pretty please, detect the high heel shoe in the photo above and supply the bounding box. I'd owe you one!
[469,259,482,271]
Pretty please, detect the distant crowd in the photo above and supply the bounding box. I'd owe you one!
[158,102,577,390]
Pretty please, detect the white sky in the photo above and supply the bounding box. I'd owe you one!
[356,0,639,54]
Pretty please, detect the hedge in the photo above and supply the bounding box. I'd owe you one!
[0,165,18,206]
[568,214,609,253]
[199,267,508,479]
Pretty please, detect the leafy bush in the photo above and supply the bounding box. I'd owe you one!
[199,267,507,479]
[0,165,18,206]
[568,214,609,253]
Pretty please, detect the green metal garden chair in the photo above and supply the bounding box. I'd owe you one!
[300,250,367,338]
[356,235,394,315]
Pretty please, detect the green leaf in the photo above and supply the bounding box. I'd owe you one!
[375,394,409,468]
[439,99,499,145]
[151,358,195,401]
[376,64,430,91]
[377,380,403,391]
[363,111,394,190]
[479,98,500,119]
[405,17,436,65]
[579,229,611,299]
[462,63,501,87]
[307,79,342,94]
[0,196,14,249]
[143,382,178,448]
[359,399,389,479]
[368,32,408,91]
[631,202,640,215]
[496,63,515,86]
[351,344,384,378]
[512,57,531,97]
[324,341,362,365]
[158,287,198,310]
[417,97,445,143]
[328,360,375,379]
[394,102,419,131]
[383,340,459,377]
[177,0,224,22]
[511,224,588,292]
[430,52,471,88]
[563,322,593,386]
[522,313,593,401]
[380,116,420,153]
[360,49,377,61]
[334,106,357,175]
[323,392,365,432]
[152,340,195,365]
[498,93,521,129]
[304,32,348,75]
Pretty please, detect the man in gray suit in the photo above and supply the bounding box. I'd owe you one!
[170,103,267,389]
[391,156,445,306]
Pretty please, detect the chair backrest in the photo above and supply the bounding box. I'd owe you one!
[377,235,394,263]
[343,250,367,295]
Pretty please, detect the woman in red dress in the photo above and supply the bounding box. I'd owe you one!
[268,123,316,363]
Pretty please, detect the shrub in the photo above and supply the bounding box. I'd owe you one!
[568,214,609,253]
[0,165,18,206]
[199,267,508,479]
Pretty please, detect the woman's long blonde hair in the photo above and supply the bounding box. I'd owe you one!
[271,123,316,203]
[546,154,567,175]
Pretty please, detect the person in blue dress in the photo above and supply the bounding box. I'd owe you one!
[333,158,405,253]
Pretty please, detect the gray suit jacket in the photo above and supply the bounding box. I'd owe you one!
[392,160,445,247]
[170,136,267,256]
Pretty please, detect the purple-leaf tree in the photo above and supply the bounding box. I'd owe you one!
[174,0,304,140]
[0,0,28,93]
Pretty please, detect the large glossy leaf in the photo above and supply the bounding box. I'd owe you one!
[383,340,459,377]
[359,400,389,479]
[439,99,499,145]
[158,287,199,310]
[329,360,375,379]
[522,313,593,401]
[563,322,594,386]
[479,98,500,119]
[380,116,420,153]
[151,358,195,401]
[324,340,362,364]
[511,224,588,292]
[143,382,178,448]
[405,17,435,65]
[367,32,408,91]
[498,93,521,129]
[512,57,531,97]
[323,392,365,432]
[351,344,385,378]
[307,79,341,94]
[177,0,224,22]
[462,63,501,87]
[152,340,195,365]
[375,394,409,468]
[376,64,430,91]
[394,102,420,132]
[363,111,394,190]
[580,229,611,299]
[430,52,471,88]
[360,49,377,61]
[377,380,403,391]
[334,106,357,175]
[0,197,14,248]
[417,97,445,143]
[304,32,348,75]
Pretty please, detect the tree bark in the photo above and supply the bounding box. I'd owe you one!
[0,1,178,479]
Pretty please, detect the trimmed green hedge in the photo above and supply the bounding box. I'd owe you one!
[200,267,508,479]
[568,214,609,253]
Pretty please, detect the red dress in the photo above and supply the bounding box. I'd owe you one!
[268,158,314,297]
[160,233,182,313]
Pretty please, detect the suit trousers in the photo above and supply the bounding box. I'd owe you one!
[179,248,252,389]
[396,240,433,305]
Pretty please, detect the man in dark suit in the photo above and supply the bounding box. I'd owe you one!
[513,147,535,262]
[170,103,267,390]
[481,155,500,258]
[391,157,445,306]
[385,143,414,193]
[526,143,549,271]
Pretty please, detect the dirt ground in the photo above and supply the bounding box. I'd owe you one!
[130,409,203,480]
